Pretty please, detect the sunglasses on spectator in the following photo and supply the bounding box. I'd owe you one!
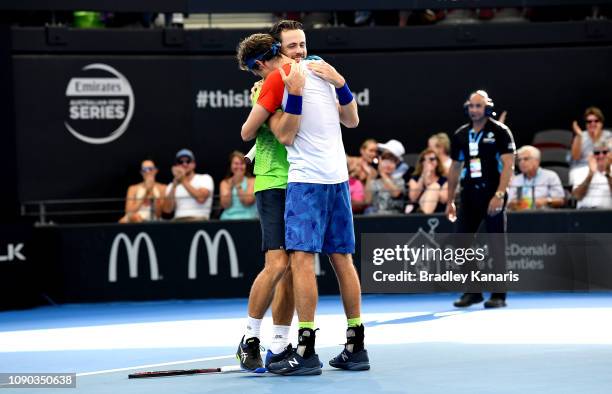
[586,119,601,124]
[593,150,609,156]
[176,158,192,165]
[420,157,437,162]
[141,166,157,173]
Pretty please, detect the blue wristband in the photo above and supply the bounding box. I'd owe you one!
[335,83,354,106]
[285,94,302,115]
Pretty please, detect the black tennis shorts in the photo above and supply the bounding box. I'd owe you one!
[255,188,286,252]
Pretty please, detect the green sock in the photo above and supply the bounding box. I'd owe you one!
[347,317,362,328]
[298,321,315,330]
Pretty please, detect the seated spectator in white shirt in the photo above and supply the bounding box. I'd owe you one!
[570,142,612,209]
[507,145,565,211]
[162,148,215,221]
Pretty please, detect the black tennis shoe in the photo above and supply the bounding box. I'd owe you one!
[236,336,263,371]
[267,328,322,376]
[267,349,322,376]
[329,325,370,371]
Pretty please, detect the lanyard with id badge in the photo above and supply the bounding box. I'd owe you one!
[519,172,538,209]
[468,129,483,178]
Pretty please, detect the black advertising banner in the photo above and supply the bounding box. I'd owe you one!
[53,221,263,302]
[13,56,195,202]
[42,219,342,302]
[0,211,611,308]
[0,224,38,310]
[0,25,18,222]
[12,47,612,206]
[18,211,610,305]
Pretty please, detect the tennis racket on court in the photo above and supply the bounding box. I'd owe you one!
[128,365,242,379]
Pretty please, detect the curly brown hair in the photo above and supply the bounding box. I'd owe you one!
[236,33,279,71]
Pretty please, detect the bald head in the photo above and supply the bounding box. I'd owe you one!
[469,90,492,103]
[466,90,493,122]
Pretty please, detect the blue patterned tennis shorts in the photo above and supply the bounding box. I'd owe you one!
[284,181,355,254]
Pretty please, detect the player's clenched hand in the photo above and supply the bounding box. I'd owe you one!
[307,61,345,88]
[280,62,306,96]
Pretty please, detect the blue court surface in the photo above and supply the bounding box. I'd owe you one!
[1,293,611,393]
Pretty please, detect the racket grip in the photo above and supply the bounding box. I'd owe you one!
[244,144,256,165]
[220,365,242,373]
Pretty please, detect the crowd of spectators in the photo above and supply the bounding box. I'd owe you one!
[3,5,611,29]
[347,138,452,216]
[343,105,611,217]
[119,148,256,223]
[120,106,611,223]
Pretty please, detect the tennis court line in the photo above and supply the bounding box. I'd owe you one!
[76,344,343,377]
[77,354,236,377]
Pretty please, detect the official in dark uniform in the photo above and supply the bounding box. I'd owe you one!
[446,90,516,308]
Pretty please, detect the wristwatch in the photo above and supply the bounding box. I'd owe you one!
[546,196,553,206]
[494,191,505,200]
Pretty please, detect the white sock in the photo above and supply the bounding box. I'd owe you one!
[269,325,291,354]
[244,316,262,341]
